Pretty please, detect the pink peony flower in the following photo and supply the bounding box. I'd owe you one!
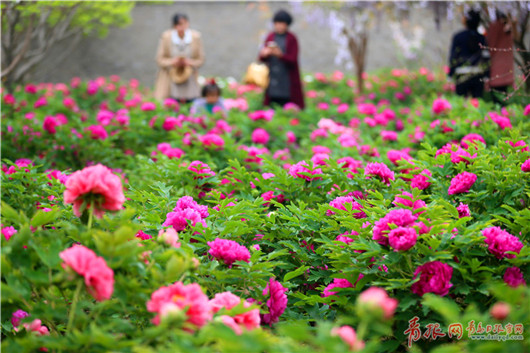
[23,319,49,336]
[2,226,17,241]
[43,116,59,134]
[188,160,216,178]
[490,302,510,320]
[411,169,432,190]
[158,228,181,248]
[331,326,365,352]
[251,128,270,145]
[522,159,530,172]
[411,261,453,297]
[507,140,529,152]
[392,192,426,213]
[63,164,125,218]
[11,309,30,328]
[373,209,417,246]
[381,130,398,141]
[286,131,296,144]
[503,267,526,288]
[364,162,395,185]
[488,112,512,130]
[327,196,366,218]
[432,98,452,114]
[448,171,477,195]
[456,202,470,218]
[135,230,152,240]
[262,278,288,325]
[249,110,274,121]
[357,287,398,319]
[450,148,476,164]
[162,116,181,131]
[199,133,225,149]
[209,292,260,334]
[288,161,322,181]
[208,238,251,266]
[60,244,114,301]
[461,133,485,148]
[163,196,208,232]
[86,125,108,140]
[388,227,418,251]
[147,282,212,327]
[482,227,523,259]
[141,102,156,111]
[335,230,358,245]
[323,278,354,297]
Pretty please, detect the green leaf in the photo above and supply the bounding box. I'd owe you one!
[283,266,310,282]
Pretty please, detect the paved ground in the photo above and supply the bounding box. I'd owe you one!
[32,2,461,87]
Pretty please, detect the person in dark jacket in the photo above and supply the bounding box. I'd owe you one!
[259,10,305,110]
[448,9,490,98]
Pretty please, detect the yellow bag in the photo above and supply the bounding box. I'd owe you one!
[243,63,269,88]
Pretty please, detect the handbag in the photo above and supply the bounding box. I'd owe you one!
[243,63,269,88]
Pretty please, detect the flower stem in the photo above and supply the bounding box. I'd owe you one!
[87,206,94,230]
[66,280,83,333]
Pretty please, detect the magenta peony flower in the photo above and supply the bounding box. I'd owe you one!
[392,192,426,213]
[162,116,181,131]
[524,104,530,116]
[381,130,398,141]
[141,102,156,111]
[503,267,526,288]
[522,159,530,172]
[411,169,432,190]
[335,230,358,246]
[373,209,417,246]
[60,244,114,301]
[411,261,453,297]
[86,125,108,140]
[507,140,529,152]
[63,164,125,218]
[482,227,523,259]
[388,227,418,251]
[208,238,250,266]
[262,278,288,325]
[288,161,322,181]
[199,133,225,149]
[163,196,208,232]
[450,148,476,164]
[488,112,512,130]
[456,202,471,218]
[323,278,354,297]
[2,226,17,241]
[251,128,270,145]
[11,309,30,328]
[331,326,365,352]
[209,292,260,334]
[432,98,451,114]
[43,116,59,134]
[147,282,212,327]
[327,196,366,218]
[357,287,399,319]
[188,160,216,178]
[448,171,477,195]
[364,162,395,185]
[248,109,274,121]
[461,133,485,148]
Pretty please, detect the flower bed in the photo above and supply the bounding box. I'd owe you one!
[1,68,529,352]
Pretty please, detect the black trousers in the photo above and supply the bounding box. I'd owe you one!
[268,97,291,108]
[455,75,484,98]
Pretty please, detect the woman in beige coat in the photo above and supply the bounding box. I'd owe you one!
[154,13,205,102]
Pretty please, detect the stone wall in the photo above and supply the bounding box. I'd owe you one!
[32,2,462,87]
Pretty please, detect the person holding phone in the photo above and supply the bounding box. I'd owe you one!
[259,9,305,110]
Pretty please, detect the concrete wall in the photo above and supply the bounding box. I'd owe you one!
[32,2,462,86]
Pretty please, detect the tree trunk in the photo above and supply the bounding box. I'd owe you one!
[345,29,368,94]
